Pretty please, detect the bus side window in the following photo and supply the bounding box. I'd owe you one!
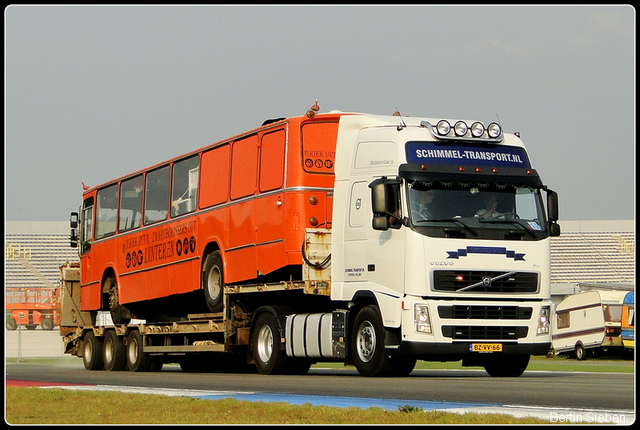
[171,156,199,217]
[119,175,143,231]
[95,185,118,239]
[144,166,170,225]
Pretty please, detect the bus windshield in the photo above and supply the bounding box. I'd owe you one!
[406,180,547,240]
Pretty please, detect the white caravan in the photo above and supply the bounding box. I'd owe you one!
[552,290,627,359]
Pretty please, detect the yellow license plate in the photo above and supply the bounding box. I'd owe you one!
[470,343,502,352]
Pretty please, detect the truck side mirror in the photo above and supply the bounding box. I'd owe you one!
[370,180,388,215]
[70,212,79,248]
[547,190,559,222]
[546,190,560,237]
[369,177,402,231]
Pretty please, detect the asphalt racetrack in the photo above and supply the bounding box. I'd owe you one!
[5,330,635,423]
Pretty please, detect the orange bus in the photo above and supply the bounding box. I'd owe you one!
[71,105,340,324]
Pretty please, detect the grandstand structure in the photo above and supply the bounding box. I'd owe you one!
[4,219,636,296]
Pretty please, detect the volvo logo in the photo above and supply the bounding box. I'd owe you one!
[481,276,492,287]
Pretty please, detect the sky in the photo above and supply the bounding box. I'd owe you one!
[5,5,635,223]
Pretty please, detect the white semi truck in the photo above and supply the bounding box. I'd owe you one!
[61,107,560,377]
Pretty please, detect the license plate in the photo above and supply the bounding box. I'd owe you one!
[469,343,502,353]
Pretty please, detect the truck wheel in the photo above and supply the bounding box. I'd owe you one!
[575,343,587,361]
[251,311,291,374]
[106,276,131,325]
[40,318,54,331]
[484,355,530,377]
[126,330,151,372]
[202,251,224,313]
[83,331,104,371]
[351,305,391,377]
[6,318,17,331]
[103,330,127,371]
[387,356,417,376]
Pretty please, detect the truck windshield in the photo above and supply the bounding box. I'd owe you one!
[407,180,547,240]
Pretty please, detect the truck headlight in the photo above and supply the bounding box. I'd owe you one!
[414,304,432,334]
[537,306,550,335]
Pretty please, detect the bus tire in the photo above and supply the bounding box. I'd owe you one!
[103,330,127,371]
[251,311,291,375]
[83,331,104,371]
[351,305,392,377]
[40,317,54,331]
[202,251,224,313]
[484,354,530,377]
[106,276,131,325]
[126,330,151,372]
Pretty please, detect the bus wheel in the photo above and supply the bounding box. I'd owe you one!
[106,276,131,325]
[103,330,127,371]
[202,251,224,313]
[83,331,104,371]
[351,305,391,377]
[251,311,291,374]
[575,343,587,361]
[40,317,54,331]
[126,330,151,372]
[6,318,17,331]
[484,355,530,377]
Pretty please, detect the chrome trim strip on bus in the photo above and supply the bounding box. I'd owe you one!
[119,255,201,278]
[226,239,285,253]
[80,280,100,289]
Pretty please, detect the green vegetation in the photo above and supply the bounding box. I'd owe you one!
[5,386,551,425]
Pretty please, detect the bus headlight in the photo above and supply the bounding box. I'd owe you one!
[537,306,550,335]
[414,304,432,334]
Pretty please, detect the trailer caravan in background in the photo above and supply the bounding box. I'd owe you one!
[621,292,634,352]
[552,290,627,360]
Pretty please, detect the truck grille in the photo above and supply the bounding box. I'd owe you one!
[433,271,538,293]
[442,325,529,340]
[438,305,533,320]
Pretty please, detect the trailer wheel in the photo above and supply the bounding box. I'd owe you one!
[251,311,291,374]
[575,343,587,361]
[40,318,54,331]
[484,355,530,377]
[83,331,104,371]
[6,318,17,331]
[351,305,391,377]
[103,330,127,371]
[126,330,151,372]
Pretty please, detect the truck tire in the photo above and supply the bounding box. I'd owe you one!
[6,318,17,331]
[202,251,224,313]
[251,311,291,374]
[351,305,392,377]
[83,331,104,371]
[103,330,127,371]
[484,354,530,377]
[40,317,54,331]
[126,330,151,372]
